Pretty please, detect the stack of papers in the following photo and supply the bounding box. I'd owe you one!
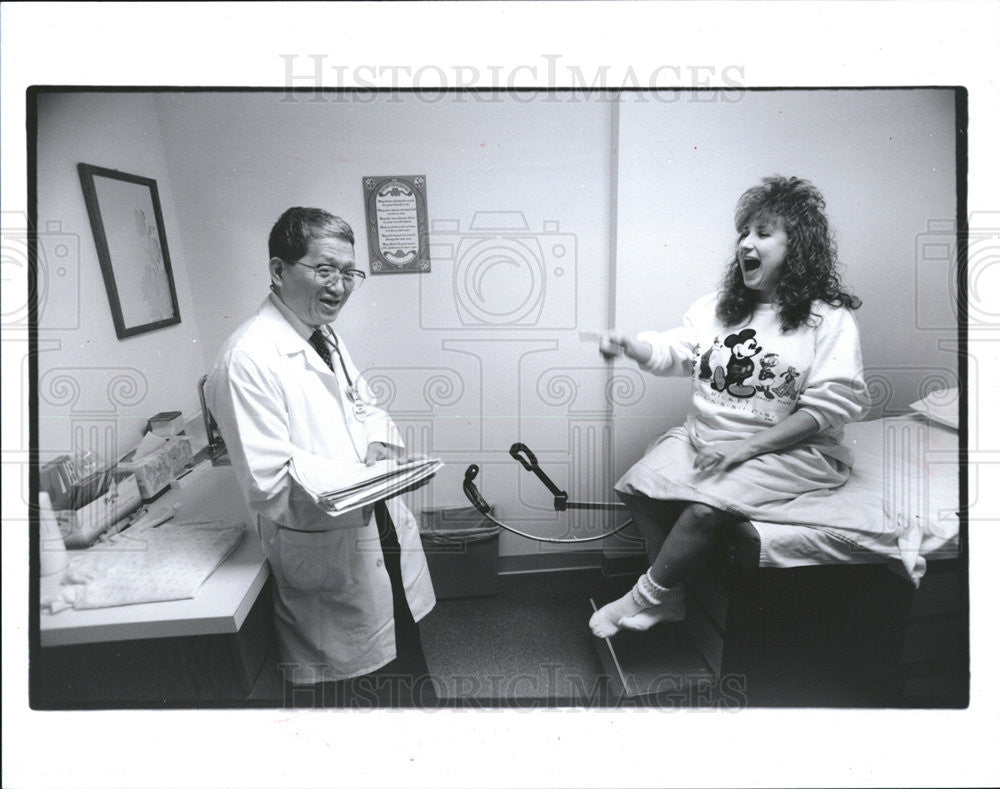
[291,455,443,513]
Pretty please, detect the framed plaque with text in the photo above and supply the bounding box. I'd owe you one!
[362,174,430,274]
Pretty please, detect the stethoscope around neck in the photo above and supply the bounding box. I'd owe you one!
[313,326,370,426]
[317,326,353,386]
[462,443,635,544]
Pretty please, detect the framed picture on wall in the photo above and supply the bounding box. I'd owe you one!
[363,174,430,274]
[77,163,181,339]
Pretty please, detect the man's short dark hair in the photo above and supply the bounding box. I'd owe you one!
[268,207,355,262]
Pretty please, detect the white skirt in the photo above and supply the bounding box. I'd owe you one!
[614,426,851,522]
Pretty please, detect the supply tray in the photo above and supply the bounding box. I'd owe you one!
[56,472,142,548]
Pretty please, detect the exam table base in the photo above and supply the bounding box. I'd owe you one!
[593,547,967,708]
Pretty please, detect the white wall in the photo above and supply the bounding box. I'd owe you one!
[611,89,959,485]
[154,92,616,555]
[35,92,207,464]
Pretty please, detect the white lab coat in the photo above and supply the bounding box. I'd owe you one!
[205,295,435,683]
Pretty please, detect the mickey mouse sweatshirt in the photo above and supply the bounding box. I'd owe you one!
[636,292,871,466]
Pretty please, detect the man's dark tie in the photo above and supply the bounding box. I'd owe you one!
[308,330,336,372]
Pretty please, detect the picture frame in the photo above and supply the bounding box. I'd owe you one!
[362,174,431,274]
[77,163,181,339]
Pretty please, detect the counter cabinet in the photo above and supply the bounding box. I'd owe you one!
[33,463,278,707]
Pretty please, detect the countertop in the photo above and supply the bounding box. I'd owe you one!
[40,461,270,648]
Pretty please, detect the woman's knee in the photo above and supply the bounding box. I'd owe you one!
[621,494,672,559]
[681,502,727,531]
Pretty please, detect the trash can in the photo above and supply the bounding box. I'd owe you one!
[419,505,500,599]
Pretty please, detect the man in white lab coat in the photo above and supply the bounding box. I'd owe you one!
[205,207,437,707]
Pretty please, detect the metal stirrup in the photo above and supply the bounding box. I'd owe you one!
[461,443,633,544]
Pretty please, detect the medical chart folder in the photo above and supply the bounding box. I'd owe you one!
[291,455,443,513]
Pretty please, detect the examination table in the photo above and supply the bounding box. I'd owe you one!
[594,414,966,707]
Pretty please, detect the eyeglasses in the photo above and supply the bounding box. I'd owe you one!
[292,261,366,290]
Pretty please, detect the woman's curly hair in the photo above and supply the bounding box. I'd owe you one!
[716,176,861,331]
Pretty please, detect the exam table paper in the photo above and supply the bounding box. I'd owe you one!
[46,521,246,611]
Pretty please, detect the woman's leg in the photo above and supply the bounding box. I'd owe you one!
[589,502,731,637]
[618,492,686,564]
[645,502,729,589]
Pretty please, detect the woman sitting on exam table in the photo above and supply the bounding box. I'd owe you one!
[589,176,871,638]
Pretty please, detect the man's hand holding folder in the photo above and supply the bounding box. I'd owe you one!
[291,454,443,514]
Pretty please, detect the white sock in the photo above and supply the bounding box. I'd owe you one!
[619,571,686,631]
[589,570,686,638]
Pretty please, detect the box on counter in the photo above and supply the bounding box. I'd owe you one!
[148,410,185,438]
[118,435,194,501]
[57,472,142,548]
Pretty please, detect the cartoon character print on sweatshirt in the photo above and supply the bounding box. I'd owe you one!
[697,335,727,381]
[773,366,802,399]
[694,323,806,419]
[711,329,762,398]
[754,353,779,399]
